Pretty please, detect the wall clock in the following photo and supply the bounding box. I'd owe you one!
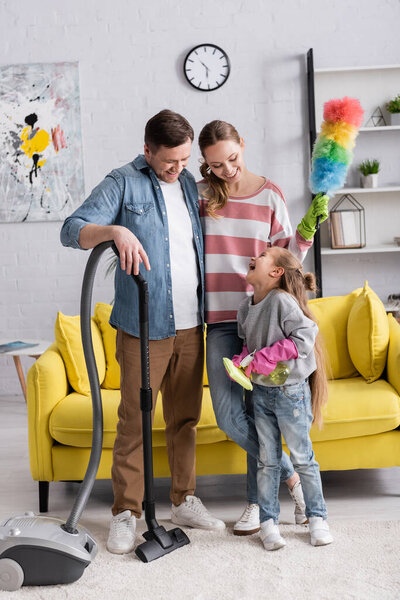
[183,44,230,92]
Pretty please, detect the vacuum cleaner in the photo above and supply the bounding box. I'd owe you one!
[0,240,189,591]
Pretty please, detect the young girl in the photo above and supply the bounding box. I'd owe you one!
[232,245,332,550]
[198,120,329,534]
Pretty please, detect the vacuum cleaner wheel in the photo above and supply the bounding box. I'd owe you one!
[0,558,24,592]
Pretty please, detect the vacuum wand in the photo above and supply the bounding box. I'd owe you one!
[111,243,190,562]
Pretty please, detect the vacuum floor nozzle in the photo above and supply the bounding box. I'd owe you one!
[135,526,190,563]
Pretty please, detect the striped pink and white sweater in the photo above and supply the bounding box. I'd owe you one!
[198,179,313,324]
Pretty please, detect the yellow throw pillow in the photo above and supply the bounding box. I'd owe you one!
[55,312,106,395]
[308,288,362,380]
[94,303,120,389]
[347,281,389,383]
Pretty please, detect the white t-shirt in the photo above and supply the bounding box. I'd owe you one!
[159,179,200,330]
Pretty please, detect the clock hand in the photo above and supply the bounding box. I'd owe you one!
[200,61,210,78]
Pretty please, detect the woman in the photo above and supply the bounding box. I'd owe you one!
[198,120,328,535]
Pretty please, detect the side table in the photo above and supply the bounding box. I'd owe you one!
[0,339,52,402]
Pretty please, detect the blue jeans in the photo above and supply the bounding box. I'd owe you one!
[252,380,328,523]
[206,322,295,503]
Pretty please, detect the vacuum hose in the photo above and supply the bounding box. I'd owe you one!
[64,240,114,533]
[61,240,191,560]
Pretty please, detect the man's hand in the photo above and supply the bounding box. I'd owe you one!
[78,223,151,275]
[297,193,329,241]
[113,226,151,275]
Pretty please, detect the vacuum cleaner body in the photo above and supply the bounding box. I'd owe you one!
[0,242,105,591]
[0,513,97,589]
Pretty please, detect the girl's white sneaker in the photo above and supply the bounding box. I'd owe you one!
[260,518,286,551]
[309,517,333,546]
[233,503,260,536]
[288,480,308,524]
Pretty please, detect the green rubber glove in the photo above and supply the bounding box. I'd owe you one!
[297,193,329,240]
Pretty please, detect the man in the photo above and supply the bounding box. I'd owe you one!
[61,109,225,554]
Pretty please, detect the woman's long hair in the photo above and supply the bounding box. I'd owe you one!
[272,247,328,428]
[198,120,241,218]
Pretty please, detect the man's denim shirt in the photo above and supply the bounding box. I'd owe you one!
[60,155,204,339]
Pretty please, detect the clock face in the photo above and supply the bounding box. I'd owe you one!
[183,44,230,91]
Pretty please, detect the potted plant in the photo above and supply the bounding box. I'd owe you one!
[386,94,400,126]
[359,159,380,188]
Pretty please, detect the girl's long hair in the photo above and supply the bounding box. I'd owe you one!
[198,120,241,218]
[272,247,328,428]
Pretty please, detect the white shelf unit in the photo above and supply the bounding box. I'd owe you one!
[321,244,400,256]
[359,126,400,132]
[317,126,400,134]
[333,186,400,195]
[314,64,400,129]
[314,64,400,73]
[309,55,400,300]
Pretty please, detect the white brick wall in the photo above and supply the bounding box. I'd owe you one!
[1,0,400,394]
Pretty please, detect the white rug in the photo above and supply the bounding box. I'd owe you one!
[4,519,400,600]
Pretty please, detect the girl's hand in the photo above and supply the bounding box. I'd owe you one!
[245,338,298,377]
[244,355,276,378]
[232,345,249,367]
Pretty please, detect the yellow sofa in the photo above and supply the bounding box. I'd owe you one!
[27,283,400,512]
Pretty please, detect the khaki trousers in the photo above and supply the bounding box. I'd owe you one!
[111,325,204,517]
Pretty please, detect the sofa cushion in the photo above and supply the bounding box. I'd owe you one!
[387,313,400,397]
[94,303,121,390]
[55,312,106,395]
[49,387,227,448]
[94,302,209,389]
[347,282,389,383]
[310,377,400,443]
[309,289,361,379]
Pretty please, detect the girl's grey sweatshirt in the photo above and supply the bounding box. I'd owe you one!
[237,288,318,387]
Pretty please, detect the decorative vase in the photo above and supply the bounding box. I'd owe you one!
[360,173,378,188]
[389,113,400,126]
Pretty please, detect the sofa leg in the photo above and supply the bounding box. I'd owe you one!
[39,481,49,513]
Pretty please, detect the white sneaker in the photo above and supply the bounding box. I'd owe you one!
[106,510,136,554]
[171,495,225,531]
[309,517,333,546]
[288,480,308,524]
[233,503,261,536]
[260,519,286,551]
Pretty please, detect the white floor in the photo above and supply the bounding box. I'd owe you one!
[1,395,399,528]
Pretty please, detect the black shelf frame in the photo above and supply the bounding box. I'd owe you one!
[306,48,323,297]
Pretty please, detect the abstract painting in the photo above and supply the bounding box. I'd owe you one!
[0,62,84,222]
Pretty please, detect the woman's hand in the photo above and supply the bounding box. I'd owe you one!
[297,193,329,240]
[113,226,151,275]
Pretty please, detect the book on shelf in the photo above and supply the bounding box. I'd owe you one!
[329,211,363,249]
[330,212,343,247]
[0,341,39,354]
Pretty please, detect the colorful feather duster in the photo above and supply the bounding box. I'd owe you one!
[310,97,364,203]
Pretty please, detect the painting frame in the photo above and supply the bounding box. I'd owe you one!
[0,61,85,223]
